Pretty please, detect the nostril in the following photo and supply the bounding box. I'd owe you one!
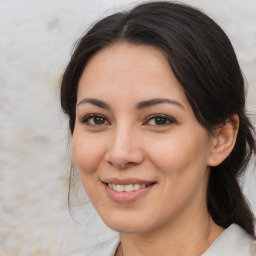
[104,147,144,169]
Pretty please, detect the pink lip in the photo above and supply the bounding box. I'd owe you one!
[102,180,156,204]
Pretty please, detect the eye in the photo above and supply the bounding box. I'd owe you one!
[81,114,110,126]
[144,114,176,126]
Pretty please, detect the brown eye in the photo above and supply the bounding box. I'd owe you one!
[93,116,106,125]
[81,114,110,126]
[145,114,176,126]
[154,117,169,125]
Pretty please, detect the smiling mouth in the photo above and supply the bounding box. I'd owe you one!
[103,181,156,203]
[108,183,148,192]
[106,183,156,192]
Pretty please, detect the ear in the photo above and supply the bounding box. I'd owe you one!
[207,114,239,167]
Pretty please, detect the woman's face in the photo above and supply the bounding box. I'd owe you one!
[72,43,215,234]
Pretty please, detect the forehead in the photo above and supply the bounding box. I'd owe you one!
[80,42,169,81]
[77,42,188,107]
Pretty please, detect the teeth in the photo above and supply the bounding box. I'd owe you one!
[133,184,141,190]
[108,183,148,192]
[116,184,124,192]
[124,184,133,192]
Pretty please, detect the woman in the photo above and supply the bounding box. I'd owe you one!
[60,1,256,255]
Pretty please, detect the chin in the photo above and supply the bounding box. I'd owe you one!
[100,214,156,234]
[107,222,149,234]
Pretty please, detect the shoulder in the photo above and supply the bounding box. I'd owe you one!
[71,236,120,256]
[203,223,255,256]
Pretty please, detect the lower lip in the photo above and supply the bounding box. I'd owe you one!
[104,183,155,204]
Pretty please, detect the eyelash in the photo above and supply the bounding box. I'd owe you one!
[80,114,110,126]
[80,114,177,127]
[144,114,177,126]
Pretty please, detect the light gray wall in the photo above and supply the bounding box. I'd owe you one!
[0,0,255,255]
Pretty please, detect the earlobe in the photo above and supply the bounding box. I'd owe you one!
[207,114,239,167]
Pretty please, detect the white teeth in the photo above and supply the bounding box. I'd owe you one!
[124,184,133,192]
[108,183,148,192]
[116,185,125,192]
[133,184,141,191]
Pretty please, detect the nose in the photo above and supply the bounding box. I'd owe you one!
[104,126,144,169]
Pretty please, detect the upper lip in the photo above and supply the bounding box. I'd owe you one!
[102,178,156,185]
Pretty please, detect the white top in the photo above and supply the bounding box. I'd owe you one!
[72,224,256,256]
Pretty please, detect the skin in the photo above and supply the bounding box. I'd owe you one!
[72,43,228,256]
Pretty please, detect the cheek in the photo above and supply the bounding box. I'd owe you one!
[72,131,106,175]
[148,130,210,181]
[71,131,106,202]
[148,134,210,217]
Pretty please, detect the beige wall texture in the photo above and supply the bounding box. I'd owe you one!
[0,0,255,255]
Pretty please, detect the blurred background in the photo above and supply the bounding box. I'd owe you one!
[0,0,255,255]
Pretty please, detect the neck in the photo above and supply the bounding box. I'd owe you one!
[117,210,224,256]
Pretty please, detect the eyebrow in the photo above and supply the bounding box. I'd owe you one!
[136,98,185,110]
[77,98,111,109]
[77,97,184,110]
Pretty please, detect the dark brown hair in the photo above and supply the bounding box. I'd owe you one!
[60,1,256,236]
